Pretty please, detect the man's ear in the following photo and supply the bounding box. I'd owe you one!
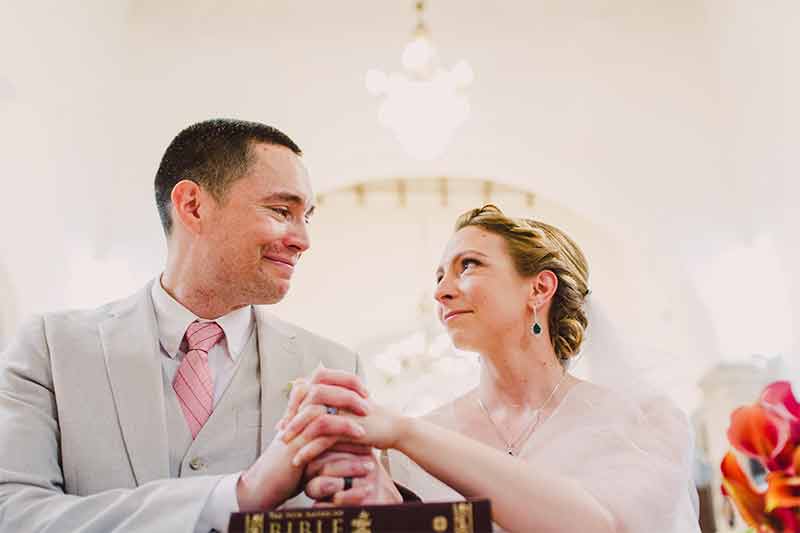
[528,270,559,310]
[170,180,204,235]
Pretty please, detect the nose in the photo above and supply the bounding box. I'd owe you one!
[285,218,311,253]
[434,273,457,304]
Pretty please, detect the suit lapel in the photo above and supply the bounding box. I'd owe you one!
[99,283,170,485]
[255,308,301,452]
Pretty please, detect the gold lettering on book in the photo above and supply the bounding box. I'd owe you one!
[452,502,474,533]
[433,515,448,532]
[351,510,372,533]
[332,517,344,533]
[244,513,264,533]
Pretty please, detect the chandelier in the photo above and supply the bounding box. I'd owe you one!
[365,1,473,160]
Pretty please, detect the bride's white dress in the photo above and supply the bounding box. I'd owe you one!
[387,381,700,533]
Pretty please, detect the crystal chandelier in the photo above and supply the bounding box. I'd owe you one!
[365,1,473,160]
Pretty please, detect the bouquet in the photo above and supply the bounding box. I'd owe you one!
[721,381,800,532]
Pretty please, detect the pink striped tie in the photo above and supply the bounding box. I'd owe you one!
[173,321,225,439]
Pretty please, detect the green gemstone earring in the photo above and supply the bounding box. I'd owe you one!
[531,305,542,336]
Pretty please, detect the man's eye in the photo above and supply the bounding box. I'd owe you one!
[270,207,290,218]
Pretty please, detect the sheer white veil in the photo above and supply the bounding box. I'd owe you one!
[569,296,654,397]
[571,294,701,520]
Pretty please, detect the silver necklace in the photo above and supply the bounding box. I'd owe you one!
[477,372,567,456]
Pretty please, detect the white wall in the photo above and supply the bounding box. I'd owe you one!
[1,1,796,388]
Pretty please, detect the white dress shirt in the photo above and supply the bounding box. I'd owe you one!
[151,278,252,533]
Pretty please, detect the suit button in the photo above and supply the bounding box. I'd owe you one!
[189,457,206,471]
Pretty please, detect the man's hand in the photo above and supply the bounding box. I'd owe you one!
[303,447,402,507]
[236,424,364,511]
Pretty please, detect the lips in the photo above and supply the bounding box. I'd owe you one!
[443,310,473,321]
[263,255,297,270]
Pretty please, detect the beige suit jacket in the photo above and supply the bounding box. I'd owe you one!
[0,282,361,532]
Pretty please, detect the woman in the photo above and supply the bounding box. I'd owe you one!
[279,205,699,532]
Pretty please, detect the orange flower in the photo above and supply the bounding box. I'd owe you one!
[721,452,769,529]
[728,404,792,471]
[766,472,800,513]
[728,381,800,474]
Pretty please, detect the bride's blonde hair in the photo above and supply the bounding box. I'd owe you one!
[454,204,590,366]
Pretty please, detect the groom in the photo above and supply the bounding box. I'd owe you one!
[0,119,401,533]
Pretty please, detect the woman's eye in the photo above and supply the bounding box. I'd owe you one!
[461,258,480,272]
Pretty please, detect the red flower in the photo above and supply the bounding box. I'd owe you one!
[728,381,800,474]
[722,381,800,531]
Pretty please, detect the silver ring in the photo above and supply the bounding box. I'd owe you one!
[343,476,353,491]
[325,405,338,415]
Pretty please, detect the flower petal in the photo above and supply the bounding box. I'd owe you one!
[761,381,800,420]
[766,472,800,513]
[721,451,768,527]
[728,404,790,466]
[769,506,799,533]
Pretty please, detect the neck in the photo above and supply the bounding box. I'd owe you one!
[161,247,245,320]
[477,336,566,412]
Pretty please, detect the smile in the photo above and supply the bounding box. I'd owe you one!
[443,310,473,322]
[263,256,296,272]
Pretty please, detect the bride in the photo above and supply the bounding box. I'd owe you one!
[279,205,700,532]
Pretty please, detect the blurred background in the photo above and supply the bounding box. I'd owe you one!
[1,1,798,530]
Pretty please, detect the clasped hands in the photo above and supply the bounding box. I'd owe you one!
[236,368,404,511]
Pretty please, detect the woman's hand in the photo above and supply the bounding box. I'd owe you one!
[275,366,371,432]
[276,367,408,467]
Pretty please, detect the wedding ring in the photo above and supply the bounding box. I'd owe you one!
[325,405,338,415]
[343,476,353,491]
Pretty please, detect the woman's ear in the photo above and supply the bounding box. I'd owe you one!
[528,270,559,310]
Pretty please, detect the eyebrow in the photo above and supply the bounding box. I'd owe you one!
[435,249,489,278]
[260,192,316,217]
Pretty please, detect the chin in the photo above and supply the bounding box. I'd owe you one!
[448,330,479,353]
[250,281,290,305]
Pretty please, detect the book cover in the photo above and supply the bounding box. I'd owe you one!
[228,499,492,533]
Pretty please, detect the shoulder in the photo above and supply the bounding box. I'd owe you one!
[568,381,693,455]
[1,286,149,371]
[418,389,476,430]
[7,286,149,349]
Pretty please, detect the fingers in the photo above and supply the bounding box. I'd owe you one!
[299,383,371,416]
[304,475,373,503]
[276,379,309,431]
[277,369,369,431]
[281,404,328,443]
[289,427,372,468]
[288,415,366,461]
[282,406,365,445]
[333,485,373,506]
[328,442,373,455]
[305,455,375,481]
[308,367,369,399]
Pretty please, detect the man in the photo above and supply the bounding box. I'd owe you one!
[0,119,400,533]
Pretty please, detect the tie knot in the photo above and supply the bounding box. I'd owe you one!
[184,321,225,353]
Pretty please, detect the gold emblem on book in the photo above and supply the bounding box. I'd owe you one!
[452,502,474,533]
[432,515,448,532]
[351,510,372,533]
[244,512,264,533]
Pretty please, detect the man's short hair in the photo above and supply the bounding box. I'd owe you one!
[154,118,302,235]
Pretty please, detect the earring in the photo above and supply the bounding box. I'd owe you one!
[531,305,542,336]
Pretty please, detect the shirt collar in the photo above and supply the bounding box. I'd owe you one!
[150,276,254,360]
